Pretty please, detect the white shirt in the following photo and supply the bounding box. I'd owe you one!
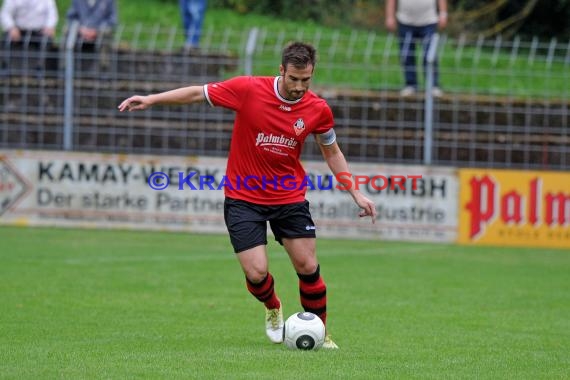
[396,0,439,26]
[0,0,58,31]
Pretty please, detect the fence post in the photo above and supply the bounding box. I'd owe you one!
[63,21,79,151]
[244,27,259,75]
[424,33,440,165]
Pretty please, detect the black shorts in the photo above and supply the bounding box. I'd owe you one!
[223,197,316,253]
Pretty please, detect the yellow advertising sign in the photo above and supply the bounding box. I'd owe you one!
[459,169,570,249]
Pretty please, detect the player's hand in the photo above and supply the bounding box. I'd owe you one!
[354,193,377,223]
[118,95,151,112]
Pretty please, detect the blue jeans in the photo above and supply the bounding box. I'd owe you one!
[397,22,439,88]
[179,0,207,47]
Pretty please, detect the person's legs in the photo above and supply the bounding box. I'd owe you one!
[281,238,326,323]
[398,22,418,89]
[187,0,207,47]
[79,41,96,73]
[235,245,284,343]
[419,23,439,88]
[179,0,191,38]
[269,201,325,322]
[180,0,207,47]
[269,200,338,348]
[236,245,279,309]
[282,237,338,349]
[97,29,113,71]
[224,198,283,343]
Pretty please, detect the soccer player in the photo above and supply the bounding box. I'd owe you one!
[118,41,377,349]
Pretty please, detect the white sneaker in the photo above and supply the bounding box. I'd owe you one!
[432,87,444,98]
[399,86,416,97]
[265,306,284,343]
[322,334,339,349]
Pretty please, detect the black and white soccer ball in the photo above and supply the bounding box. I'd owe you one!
[283,312,326,350]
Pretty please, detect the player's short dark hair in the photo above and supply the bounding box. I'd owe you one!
[281,42,317,70]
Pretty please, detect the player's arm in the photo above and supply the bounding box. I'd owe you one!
[317,131,377,223]
[117,85,206,112]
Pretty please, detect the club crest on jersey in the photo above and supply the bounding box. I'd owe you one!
[293,118,306,136]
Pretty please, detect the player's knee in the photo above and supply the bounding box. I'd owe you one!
[295,260,319,276]
[245,268,268,284]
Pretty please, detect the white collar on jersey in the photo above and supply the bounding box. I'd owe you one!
[274,76,303,105]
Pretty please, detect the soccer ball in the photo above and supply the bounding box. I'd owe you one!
[283,312,326,350]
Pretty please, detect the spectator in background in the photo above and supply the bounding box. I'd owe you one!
[179,0,207,51]
[0,0,59,75]
[385,0,448,97]
[66,0,117,69]
[0,0,58,47]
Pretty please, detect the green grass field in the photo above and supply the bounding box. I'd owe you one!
[1,226,569,379]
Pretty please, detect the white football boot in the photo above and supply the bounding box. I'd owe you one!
[322,334,339,349]
[265,306,284,343]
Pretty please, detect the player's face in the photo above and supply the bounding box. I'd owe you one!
[279,64,313,101]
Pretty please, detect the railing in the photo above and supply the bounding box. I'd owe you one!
[0,25,568,171]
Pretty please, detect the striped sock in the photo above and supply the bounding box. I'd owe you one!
[246,273,281,310]
[298,265,327,326]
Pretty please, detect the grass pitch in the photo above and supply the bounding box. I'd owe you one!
[1,226,569,379]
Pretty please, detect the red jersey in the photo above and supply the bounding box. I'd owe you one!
[204,76,334,205]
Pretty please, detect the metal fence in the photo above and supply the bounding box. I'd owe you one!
[1,24,568,170]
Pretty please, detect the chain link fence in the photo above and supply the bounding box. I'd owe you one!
[1,24,568,170]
